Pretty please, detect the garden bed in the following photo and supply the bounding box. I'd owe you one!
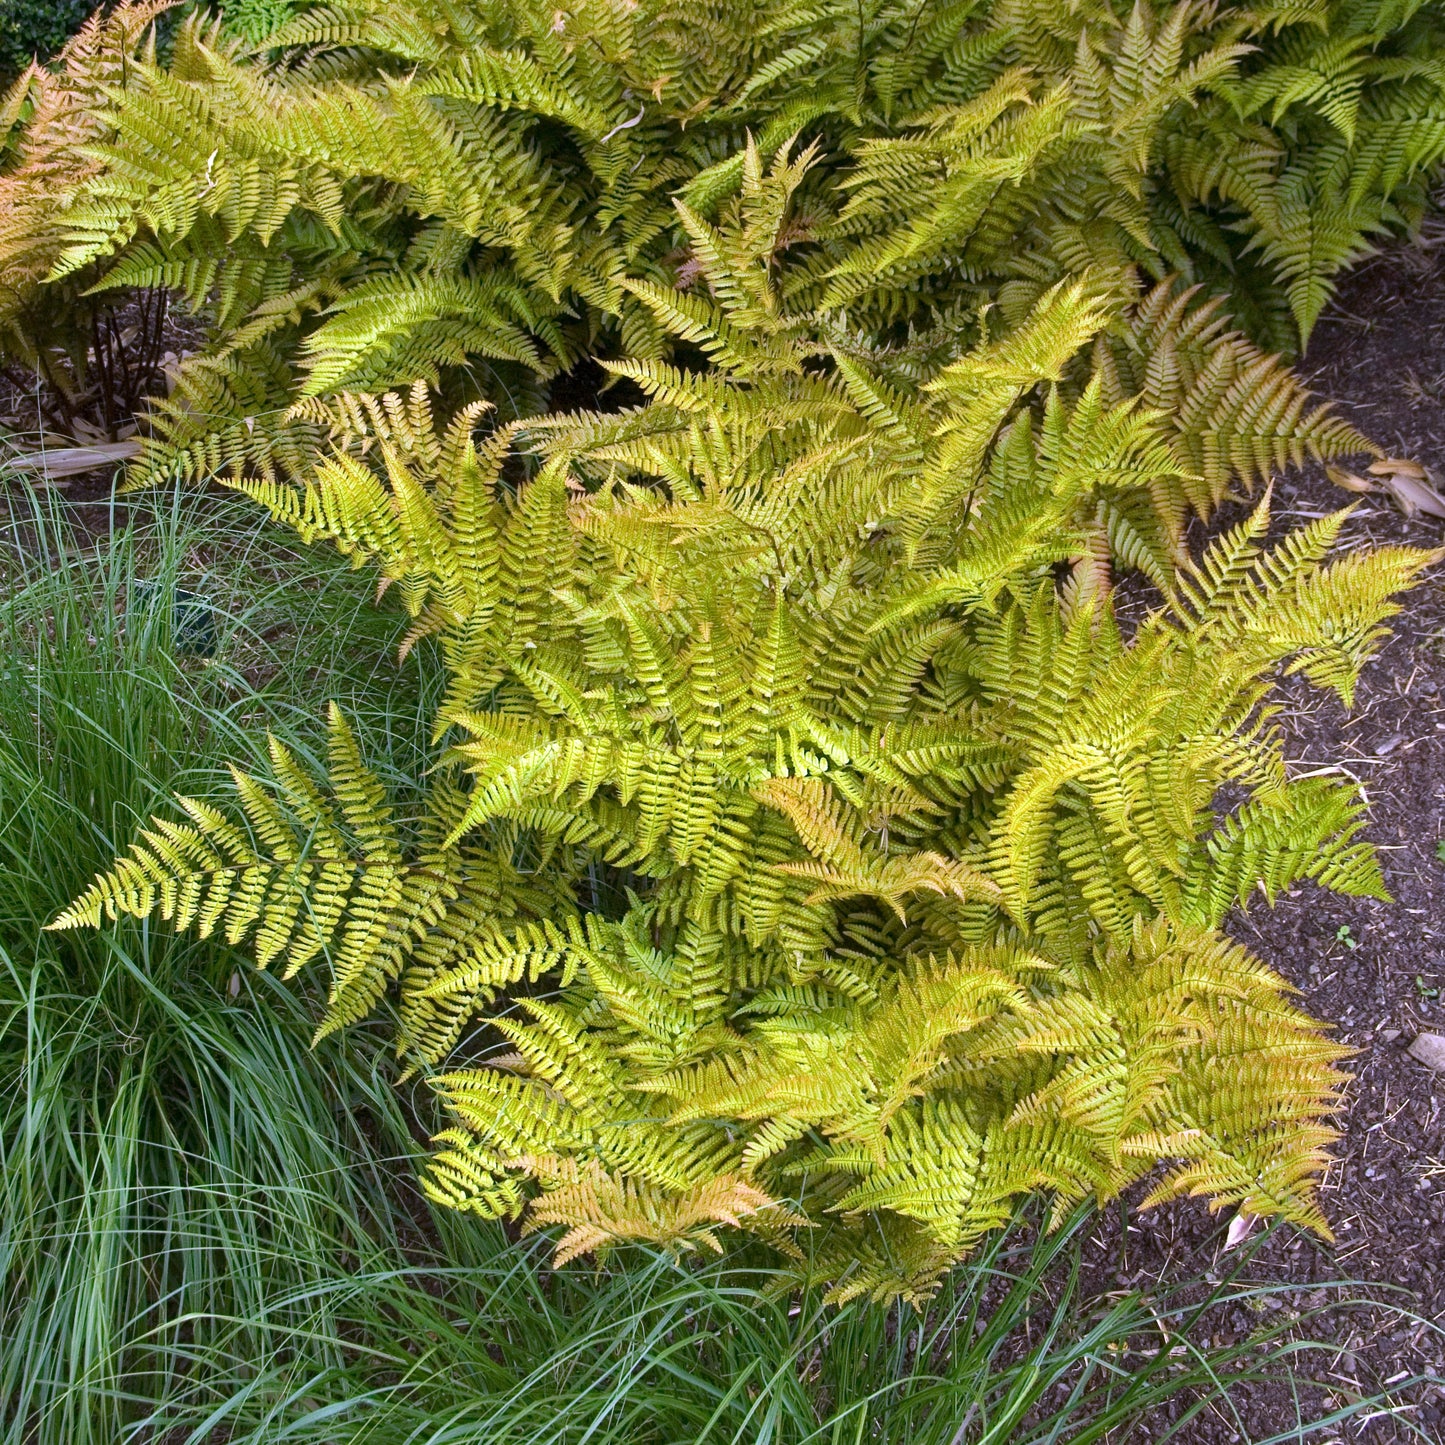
[8,4,1445,1437]
[9,245,1445,1443]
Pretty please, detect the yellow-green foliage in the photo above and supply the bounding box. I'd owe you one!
[55,165,1436,1301]
[2,0,1440,497]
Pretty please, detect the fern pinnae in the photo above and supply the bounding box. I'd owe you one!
[34,0,1445,1300]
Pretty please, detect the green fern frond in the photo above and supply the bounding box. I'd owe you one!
[33,0,1445,1304]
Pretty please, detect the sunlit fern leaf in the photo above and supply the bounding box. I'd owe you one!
[1093,279,1373,514]
[48,704,557,1044]
[36,0,1445,1303]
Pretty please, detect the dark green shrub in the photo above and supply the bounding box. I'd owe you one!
[0,0,93,79]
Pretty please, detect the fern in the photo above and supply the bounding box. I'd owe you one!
[221,0,294,43]
[56,253,1434,1298]
[6,0,1442,479]
[34,0,1445,1303]
[0,3,176,388]
[51,704,577,1044]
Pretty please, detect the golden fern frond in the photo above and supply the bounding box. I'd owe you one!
[756,777,1001,919]
[1095,279,1373,513]
[523,1168,807,1266]
[49,707,412,1022]
[23,0,1445,1306]
[49,705,553,1044]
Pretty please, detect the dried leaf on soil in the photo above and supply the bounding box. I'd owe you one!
[1406,1033,1445,1072]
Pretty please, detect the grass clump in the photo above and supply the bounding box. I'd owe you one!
[0,491,428,1442]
